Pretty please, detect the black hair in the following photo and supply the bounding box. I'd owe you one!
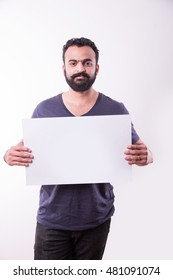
[62,37,99,63]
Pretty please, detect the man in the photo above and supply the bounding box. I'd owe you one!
[4,37,153,260]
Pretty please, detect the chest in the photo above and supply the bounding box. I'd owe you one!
[62,92,99,116]
[64,101,96,116]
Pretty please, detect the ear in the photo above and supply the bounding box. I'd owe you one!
[62,65,65,76]
[95,64,99,75]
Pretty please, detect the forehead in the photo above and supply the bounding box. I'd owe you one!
[64,46,96,61]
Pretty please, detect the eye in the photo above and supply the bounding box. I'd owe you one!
[84,61,93,66]
[69,61,77,66]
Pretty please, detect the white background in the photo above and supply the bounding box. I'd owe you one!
[0,0,173,260]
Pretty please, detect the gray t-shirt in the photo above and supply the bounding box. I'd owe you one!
[32,93,139,230]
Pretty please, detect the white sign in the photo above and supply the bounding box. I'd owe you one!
[22,115,131,185]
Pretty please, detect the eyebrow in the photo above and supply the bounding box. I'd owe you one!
[68,58,93,63]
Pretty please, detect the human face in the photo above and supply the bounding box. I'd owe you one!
[63,46,99,92]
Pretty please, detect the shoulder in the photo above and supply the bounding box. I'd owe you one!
[32,94,62,118]
[37,94,60,108]
[98,93,129,115]
[101,93,124,105]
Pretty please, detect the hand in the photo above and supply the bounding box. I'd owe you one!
[4,140,33,167]
[124,140,152,166]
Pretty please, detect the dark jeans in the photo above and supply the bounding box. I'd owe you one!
[34,219,111,260]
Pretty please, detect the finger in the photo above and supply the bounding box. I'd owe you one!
[15,145,32,153]
[8,158,33,166]
[125,154,147,161]
[9,149,33,159]
[124,149,147,156]
[14,140,32,152]
[17,151,33,158]
[10,161,31,167]
[125,154,147,165]
[12,154,33,162]
[8,155,33,165]
[126,143,147,150]
[7,150,34,166]
[18,140,24,145]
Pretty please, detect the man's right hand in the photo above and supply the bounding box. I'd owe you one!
[4,140,33,167]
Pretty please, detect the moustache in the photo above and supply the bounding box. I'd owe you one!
[71,72,90,79]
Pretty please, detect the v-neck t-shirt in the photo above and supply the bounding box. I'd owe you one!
[31,92,139,230]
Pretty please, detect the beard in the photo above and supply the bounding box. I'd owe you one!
[64,70,97,92]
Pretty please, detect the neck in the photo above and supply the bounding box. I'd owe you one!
[62,88,99,116]
[63,88,98,105]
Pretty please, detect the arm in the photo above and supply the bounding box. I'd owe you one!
[3,140,33,167]
[124,139,153,166]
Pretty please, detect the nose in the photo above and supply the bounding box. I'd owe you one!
[76,62,86,73]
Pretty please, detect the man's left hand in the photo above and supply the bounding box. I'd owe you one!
[124,139,153,166]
